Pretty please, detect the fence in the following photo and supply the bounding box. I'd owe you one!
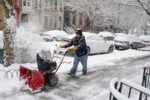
[139,67,150,100]
[109,78,150,100]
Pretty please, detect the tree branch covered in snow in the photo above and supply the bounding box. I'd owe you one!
[65,0,150,33]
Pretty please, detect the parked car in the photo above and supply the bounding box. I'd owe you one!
[98,31,114,41]
[115,33,127,36]
[42,30,67,41]
[114,34,145,50]
[0,31,3,64]
[139,35,150,46]
[55,32,114,55]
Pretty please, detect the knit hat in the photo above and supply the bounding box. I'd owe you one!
[76,28,82,36]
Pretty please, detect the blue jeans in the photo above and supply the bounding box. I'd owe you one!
[70,54,88,75]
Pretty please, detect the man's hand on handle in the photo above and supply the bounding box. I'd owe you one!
[69,47,78,53]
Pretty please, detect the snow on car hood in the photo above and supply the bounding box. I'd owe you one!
[0,31,3,49]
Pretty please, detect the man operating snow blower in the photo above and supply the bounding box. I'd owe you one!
[59,28,88,77]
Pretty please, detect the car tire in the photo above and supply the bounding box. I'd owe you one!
[115,46,119,50]
[129,44,134,49]
[108,46,114,53]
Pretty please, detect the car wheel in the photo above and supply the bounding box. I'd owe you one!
[115,46,119,50]
[129,44,134,49]
[108,46,114,53]
[87,47,90,55]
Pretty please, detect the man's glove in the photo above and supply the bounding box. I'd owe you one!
[59,44,65,48]
[70,47,78,53]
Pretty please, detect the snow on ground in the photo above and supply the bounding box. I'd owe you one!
[139,46,150,51]
[0,41,150,100]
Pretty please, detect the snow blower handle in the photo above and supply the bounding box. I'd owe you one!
[54,49,70,74]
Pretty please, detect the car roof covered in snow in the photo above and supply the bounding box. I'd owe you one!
[98,31,114,37]
[115,34,142,42]
[139,35,150,41]
[43,30,67,36]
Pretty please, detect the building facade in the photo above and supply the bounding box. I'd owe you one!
[21,0,64,32]
[64,1,90,31]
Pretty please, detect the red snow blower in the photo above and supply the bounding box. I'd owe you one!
[19,50,69,91]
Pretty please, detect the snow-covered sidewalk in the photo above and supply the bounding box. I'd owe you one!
[1,45,150,100]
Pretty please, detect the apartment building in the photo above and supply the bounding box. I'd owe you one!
[21,0,64,32]
[64,1,89,31]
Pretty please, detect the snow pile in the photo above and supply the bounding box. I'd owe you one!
[0,31,3,49]
[15,26,43,63]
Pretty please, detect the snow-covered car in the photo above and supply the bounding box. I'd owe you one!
[55,32,114,55]
[115,34,145,50]
[139,35,150,46]
[115,33,127,36]
[98,31,114,41]
[42,30,67,41]
[0,31,3,64]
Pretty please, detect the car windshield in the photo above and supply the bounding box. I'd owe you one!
[105,37,114,41]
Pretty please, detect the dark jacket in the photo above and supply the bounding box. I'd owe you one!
[65,36,88,57]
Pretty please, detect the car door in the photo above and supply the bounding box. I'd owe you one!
[86,36,100,54]
[96,36,108,53]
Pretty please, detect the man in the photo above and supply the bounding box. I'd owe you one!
[59,28,88,77]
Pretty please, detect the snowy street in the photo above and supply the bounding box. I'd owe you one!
[0,48,150,100]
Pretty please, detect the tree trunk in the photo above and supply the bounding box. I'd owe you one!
[3,27,15,67]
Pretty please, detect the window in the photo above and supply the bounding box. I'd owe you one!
[54,16,57,28]
[79,14,82,25]
[21,14,28,23]
[55,22,57,28]
[27,0,30,6]
[34,0,38,8]
[60,2,62,11]
[55,1,57,10]
[23,0,30,6]
[44,16,48,29]
[23,0,26,6]
[72,15,76,25]
[59,17,62,21]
